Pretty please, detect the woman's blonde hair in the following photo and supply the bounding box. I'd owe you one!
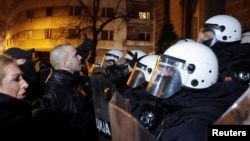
[0,55,15,84]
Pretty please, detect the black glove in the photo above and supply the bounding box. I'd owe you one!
[76,34,96,60]
[128,52,138,68]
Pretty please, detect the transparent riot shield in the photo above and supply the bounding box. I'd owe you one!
[214,87,250,124]
[91,74,118,141]
[109,91,158,141]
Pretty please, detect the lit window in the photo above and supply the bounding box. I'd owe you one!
[101,30,113,40]
[138,12,150,20]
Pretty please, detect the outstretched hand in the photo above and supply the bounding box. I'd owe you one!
[128,52,138,68]
[76,34,96,60]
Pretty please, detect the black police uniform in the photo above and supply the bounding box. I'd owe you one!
[210,41,250,83]
[153,81,248,141]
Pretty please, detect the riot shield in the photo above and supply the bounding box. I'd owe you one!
[109,91,158,141]
[214,87,250,124]
[91,74,118,141]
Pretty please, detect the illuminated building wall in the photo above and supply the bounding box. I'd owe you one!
[2,0,155,60]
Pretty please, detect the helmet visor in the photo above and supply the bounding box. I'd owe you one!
[146,56,185,99]
[197,28,217,47]
[101,53,115,69]
[127,69,146,88]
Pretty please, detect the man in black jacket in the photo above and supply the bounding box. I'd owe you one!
[36,43,98,141]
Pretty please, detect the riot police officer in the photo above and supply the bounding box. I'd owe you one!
[120,54,163,131]
[147,42,248,141]
[121,42,248,141]
[197,14,249,83]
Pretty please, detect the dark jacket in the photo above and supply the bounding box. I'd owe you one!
[0,93,48,140]
[211,41,250,82]
[36,70,98,141]
[156,81,248,141]
[123,81,248,141]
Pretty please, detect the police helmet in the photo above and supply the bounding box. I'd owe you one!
[146,42,219,99]
[105,49,123,62]
[175,38,195,44]
[197,15,241,47]
[127,55,159,88]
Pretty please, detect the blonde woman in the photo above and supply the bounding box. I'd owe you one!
[0,54,47,140]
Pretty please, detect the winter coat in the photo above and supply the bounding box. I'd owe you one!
[211,41,250,82]
[122,81,248,141]
[36,70,98,141]
[155,81,248,141]
[0,93,48,140]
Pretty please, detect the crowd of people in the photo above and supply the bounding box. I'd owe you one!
[0,14,250,141]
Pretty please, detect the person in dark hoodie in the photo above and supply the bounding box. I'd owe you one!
[4,47,46,108]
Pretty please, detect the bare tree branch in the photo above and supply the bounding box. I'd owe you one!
[62,0,129,64]
[77,0,94,19]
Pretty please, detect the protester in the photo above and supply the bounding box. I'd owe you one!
[4,47,45,107]
[76,34,97,76]
[0,54,48,140]
[35,43,98,141]
[34,51,52,87]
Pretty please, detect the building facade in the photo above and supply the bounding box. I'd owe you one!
[155,0,250,47]
[0,0,155,61]
[125,0,155,54]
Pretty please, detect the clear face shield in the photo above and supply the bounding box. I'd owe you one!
[146,55,189,99]
[197,24,224,47]
[115,56,128,66]
[197,28,217,47]
[101,53,118,69]
[127,62,147,88]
